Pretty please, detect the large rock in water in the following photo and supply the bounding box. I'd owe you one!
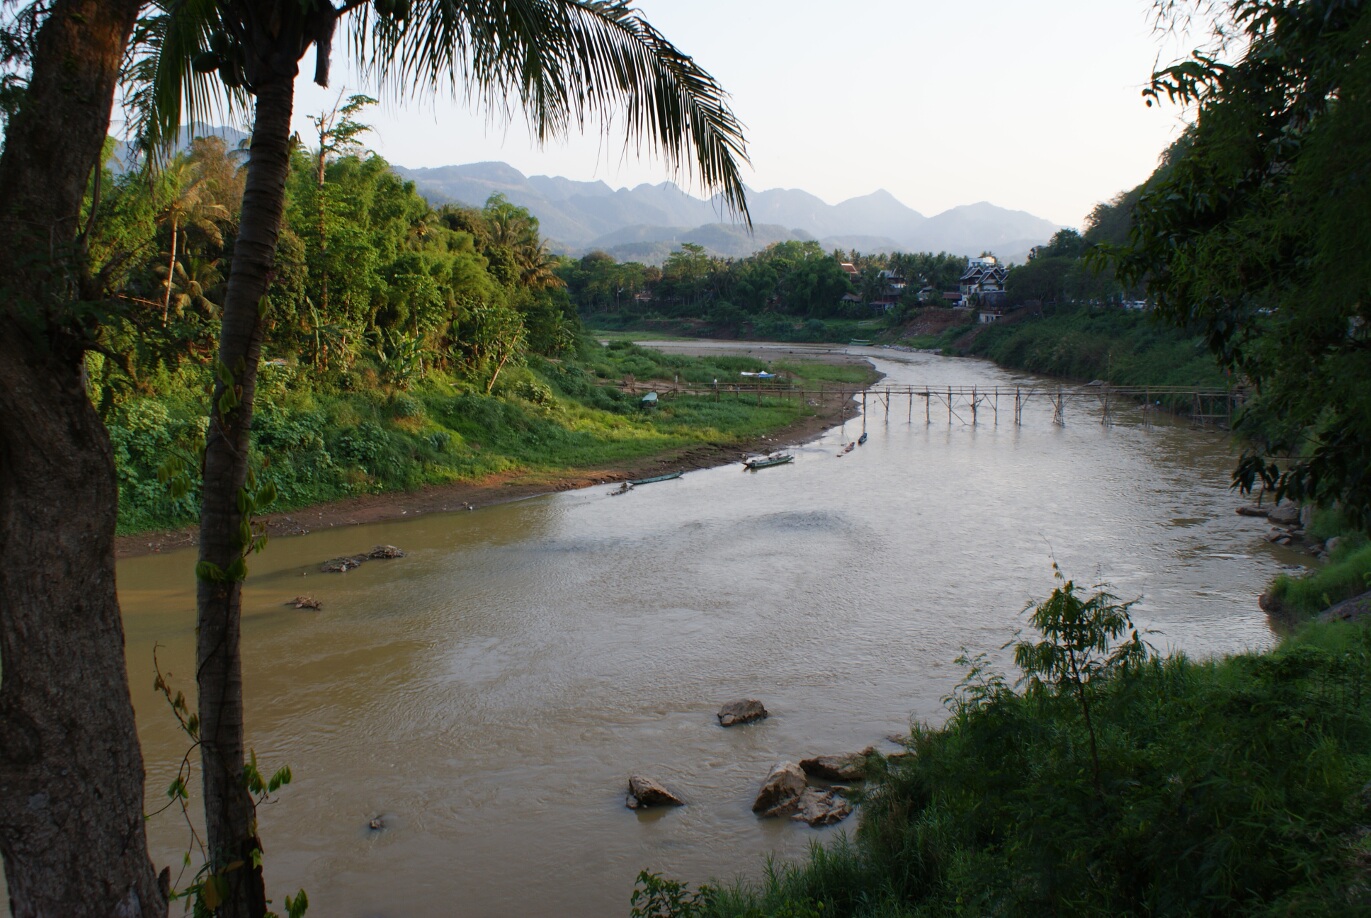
[789,787,854,827]
[800,749,874,782]
[625,775,685,809]
[718,699,768,727]
[1268,503,1302,525]
[752,762,806,816]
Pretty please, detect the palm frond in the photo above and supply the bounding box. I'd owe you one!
[122,0,248,164]
[349,0,750,223]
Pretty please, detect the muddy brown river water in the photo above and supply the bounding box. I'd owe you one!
[2,349,1306,916]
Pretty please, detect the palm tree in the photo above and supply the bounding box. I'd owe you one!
[483,194,566,289]
[156,157,229,324]
[144,3,751,915]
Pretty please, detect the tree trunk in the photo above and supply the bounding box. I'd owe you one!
[315,141,330,316]
[0,2,167,916]
[195,70,296,918]
[163,215,180,326]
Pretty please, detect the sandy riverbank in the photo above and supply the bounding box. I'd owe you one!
[115,367,869,559]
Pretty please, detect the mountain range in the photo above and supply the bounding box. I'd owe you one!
[119,126,1062,264]
[393,162,1063,265]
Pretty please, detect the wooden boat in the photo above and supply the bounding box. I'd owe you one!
[858,432,868,445]
[627,471,683,486]
[841,442,855,454]
[744,453,794,470]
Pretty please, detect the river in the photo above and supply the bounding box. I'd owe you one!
[3,349,1305,916]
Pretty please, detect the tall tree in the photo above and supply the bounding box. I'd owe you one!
[0,1,168,914]
[1116,0,1371,525]
[306,91,375,315]
[142,3,751,915]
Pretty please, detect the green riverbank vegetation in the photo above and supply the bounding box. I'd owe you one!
[82,115,870,534]
[895,304,1225,389]
[108,338,869,534]
[1265,539,1371,621]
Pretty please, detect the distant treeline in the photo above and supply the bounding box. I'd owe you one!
[558,188,1148,339]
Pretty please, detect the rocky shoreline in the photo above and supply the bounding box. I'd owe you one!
[624,698,888,828]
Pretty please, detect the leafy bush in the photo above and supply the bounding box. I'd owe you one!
[958,306,1225,392]
[107,399,204,531]
[331,422,399,479]
[387,393,425,420]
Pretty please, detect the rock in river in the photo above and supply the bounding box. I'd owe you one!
[625,775,684,809]
[789,787,853,827]
[320,555,368,573]
[717,699,768,727]
[321,545,406,572]
[799,749,873,782]
[1268,503,1302,525]
[752,762,806,816]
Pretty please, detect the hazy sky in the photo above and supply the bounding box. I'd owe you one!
[286,0,1199,229]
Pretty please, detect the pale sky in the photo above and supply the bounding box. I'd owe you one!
[284,0,1199,229]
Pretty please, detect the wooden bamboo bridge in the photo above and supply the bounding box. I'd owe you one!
[623,380,1245,428]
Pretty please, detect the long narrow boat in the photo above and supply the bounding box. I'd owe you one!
[627,471,684,486]
[744,454,794,470]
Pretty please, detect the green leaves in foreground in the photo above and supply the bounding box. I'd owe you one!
[1014,564,1148,696]
[1013,564,1148,794]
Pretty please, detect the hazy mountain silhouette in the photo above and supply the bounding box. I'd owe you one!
[392,162,1062,264]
